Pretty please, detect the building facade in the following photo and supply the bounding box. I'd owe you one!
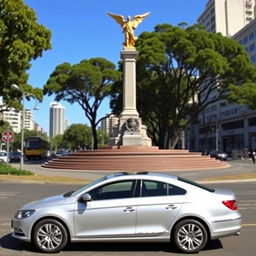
[98,114,118,135]
[49,102,66,138]
[190,0,256,156]
[0,108,37,133]
[197,0,255,36]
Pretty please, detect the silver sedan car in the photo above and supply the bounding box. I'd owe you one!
[12,172,241,253]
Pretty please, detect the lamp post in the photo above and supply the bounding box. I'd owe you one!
[11,84,25,170]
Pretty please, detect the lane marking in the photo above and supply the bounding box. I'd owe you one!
[242,224,256,227]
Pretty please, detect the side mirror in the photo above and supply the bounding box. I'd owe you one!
[81,193,92,202]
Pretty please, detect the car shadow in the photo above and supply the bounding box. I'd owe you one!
[0,234,37,252]
[0,233,223,254]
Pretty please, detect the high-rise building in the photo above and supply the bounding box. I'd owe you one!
[190,0,256,155]
[49,102,66,138]
[0,98,41,133]
[197,0,255,36]
[0,109,21,133]
[99,114,118,135]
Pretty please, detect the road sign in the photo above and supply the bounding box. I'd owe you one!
[2,131,14,143]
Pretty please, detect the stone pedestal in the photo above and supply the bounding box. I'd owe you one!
[109,49,152,147]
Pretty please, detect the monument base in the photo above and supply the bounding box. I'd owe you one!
[109,115,152,147]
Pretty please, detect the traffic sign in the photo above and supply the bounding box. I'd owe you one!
[2,131,14,143]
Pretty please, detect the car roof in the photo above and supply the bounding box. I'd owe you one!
[105,172,178,181]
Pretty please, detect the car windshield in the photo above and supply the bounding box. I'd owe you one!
[178,176,215,192]
[71,173,127,196]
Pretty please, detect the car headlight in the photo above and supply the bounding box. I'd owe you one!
[15,210,35,219]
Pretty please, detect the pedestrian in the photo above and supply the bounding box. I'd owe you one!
[250,149,255,164]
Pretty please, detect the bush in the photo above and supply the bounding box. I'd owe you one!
[0,163,34,175]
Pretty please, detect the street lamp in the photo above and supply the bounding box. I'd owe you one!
[11,84,25,170]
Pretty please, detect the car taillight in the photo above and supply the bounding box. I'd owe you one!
[222,200,238,210]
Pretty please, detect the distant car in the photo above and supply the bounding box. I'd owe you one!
[0,151,8,163]
[12,172,241,253]
[10,151,21,162]
[52,151,69,158]
[209,150,228,160]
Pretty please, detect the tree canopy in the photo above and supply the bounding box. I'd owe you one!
[0,0,51,111]
[62,124,92,150]
[111,23,256,148]
[44,57,120,149]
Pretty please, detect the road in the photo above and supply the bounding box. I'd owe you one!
[0,181,255,256]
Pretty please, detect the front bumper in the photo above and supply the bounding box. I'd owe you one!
[11,218,31,242]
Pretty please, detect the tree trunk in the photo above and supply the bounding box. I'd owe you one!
[91,124,98,150]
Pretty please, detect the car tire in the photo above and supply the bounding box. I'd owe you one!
[172,219,208,253]
[32,219,68,253]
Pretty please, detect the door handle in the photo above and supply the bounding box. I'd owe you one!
[166,204,177,210]
[123,207,135,212]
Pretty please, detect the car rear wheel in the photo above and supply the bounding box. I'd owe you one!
[173,219,208,253]
[32,219,68,253]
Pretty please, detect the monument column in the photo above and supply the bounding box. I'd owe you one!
[120,50,139,117]
[108,12,152,147]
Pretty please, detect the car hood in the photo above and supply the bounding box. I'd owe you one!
[21,194,68,210]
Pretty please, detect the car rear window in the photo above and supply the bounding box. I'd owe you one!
[178,177,215,192]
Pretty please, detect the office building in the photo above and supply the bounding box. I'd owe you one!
[198,0,255,36]
[190,0,256,155]
[49,102,66,138]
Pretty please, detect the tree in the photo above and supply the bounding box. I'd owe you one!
[0,0,51,111]
[62,124,92,150]
[0,120,12,150]
[111,24,256,148]
[44,58,120,149]
[50,134,64,152]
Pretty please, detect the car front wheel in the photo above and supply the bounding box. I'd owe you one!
[173,219,208,253]
[32,219,68,253]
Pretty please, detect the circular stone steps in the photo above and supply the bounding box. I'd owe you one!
[42,146,229,171]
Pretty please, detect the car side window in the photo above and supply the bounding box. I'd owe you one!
[141,180,168,197]
[140,180,186,197]
[89,180,136,200]
[168,184,186,195]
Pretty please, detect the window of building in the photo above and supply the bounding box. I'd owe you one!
[249,43,255,51]
[251,55,256,63]
[243,36,249,44]
[249,32,254,40]
[248,117,256,126]
[222,120,244,131]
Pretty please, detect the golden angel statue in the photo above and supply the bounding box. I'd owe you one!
[107,12,150,49]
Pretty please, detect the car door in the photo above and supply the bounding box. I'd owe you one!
[135,179,186,236]
[74,180,137,238]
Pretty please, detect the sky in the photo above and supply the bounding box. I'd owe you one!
[23,0,207,134]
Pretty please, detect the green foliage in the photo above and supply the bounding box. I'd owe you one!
[50,134,64,152]
[111,23,256,148]
[0,0,51,110]
[0,163,33,175]
[44,58,120,149]
[62,124,92,150]
[0,120,12,134]
[97,130,108,148]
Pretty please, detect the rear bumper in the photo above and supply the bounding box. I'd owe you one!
[211,215,242,239]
